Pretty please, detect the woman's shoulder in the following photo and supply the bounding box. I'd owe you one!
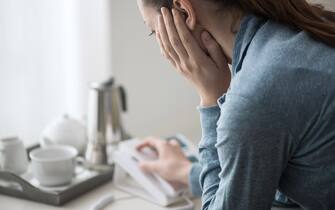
[229,26,334,112]
[231,16,335,100]
[244,17,335,74]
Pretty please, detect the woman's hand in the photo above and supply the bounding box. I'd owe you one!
[157,8,231,106]
[136,137,192,186]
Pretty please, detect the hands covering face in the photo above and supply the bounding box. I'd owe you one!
[156,7,231,106]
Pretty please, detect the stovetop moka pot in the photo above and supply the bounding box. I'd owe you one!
[85,77,130,165]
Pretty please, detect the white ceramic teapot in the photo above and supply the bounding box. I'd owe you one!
[39,115,87,154]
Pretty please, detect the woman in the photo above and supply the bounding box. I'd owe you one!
[136,0,335,209]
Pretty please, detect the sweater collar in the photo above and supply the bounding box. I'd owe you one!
[232,15,266,75]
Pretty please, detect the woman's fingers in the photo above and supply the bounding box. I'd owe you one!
[138,160,160,173]
[161,8,188,60]
[156,32,177,68]
[201,31,228,70]
[136,137,167,154]
[158,14,180,64]
[137,138,158,150]
[172,9,203,60]
[156,32,166,58]
[136,141,155,151]
[168,139,180,147]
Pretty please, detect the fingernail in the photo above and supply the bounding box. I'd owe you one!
[161,7,166,15]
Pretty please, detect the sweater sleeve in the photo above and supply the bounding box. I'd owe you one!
[198,94,294,210]
[188,162,202,197]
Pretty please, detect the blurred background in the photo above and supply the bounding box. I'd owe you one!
[0,0,334,146]
[0,0,201,146]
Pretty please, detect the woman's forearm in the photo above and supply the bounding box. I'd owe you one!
[197,105,222,207]
[189,163,203,197]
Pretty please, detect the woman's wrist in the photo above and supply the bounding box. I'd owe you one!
[200,96,219,107]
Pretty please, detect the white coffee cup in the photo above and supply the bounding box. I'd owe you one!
[30,145,78,187]
[0,137,29,175]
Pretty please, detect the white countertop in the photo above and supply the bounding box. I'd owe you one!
[0,180,201,210]
[0,177,302,210]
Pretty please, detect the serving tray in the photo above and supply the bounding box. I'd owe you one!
[0,145,114,206]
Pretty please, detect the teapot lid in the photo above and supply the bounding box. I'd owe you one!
[90,77,115,91]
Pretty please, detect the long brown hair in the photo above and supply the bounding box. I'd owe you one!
[144,0,335,47]
[239,0,335,47]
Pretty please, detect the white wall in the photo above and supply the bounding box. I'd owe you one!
[110,0,202,141]
[309,0,335,9]
[0,0,73,145]
[0,0,113,146]
[74,0,114,116]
